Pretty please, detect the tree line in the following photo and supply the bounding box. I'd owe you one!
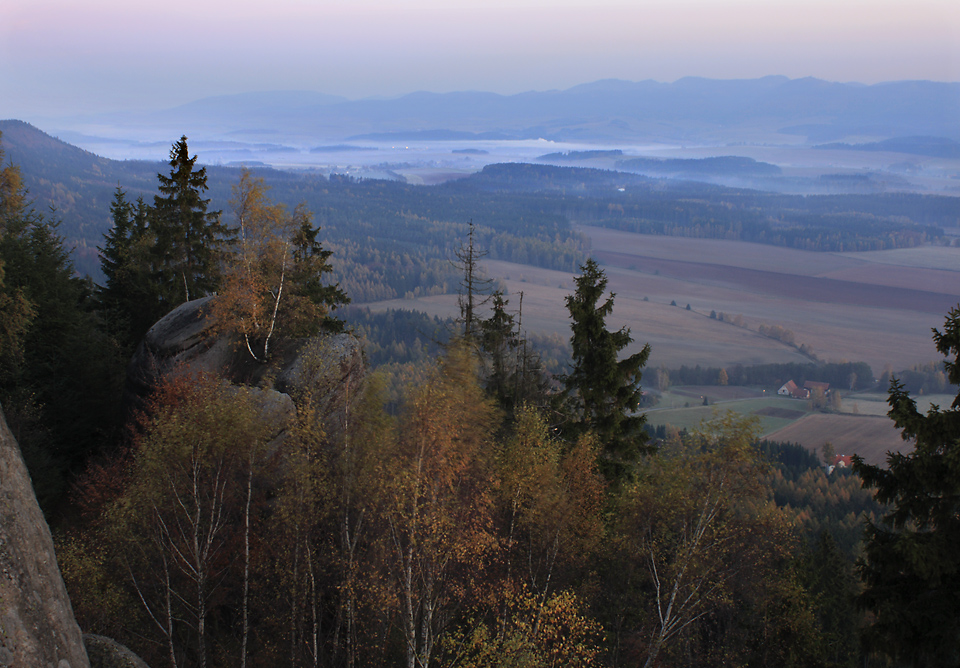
[664,361,876,391]
[0,133,349,511]
[3,129,959,666]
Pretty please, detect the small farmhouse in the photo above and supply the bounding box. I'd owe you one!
[778,380,799,396]
[778,380,832,399]
[777,380,809,399]
[827,454,853,474]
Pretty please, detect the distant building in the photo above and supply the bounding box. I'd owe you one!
[827,454,853,474]
[803,381,830,396]
[777,380,808,399]
[778,380,799,396]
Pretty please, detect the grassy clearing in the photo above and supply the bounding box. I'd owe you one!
[840,392,957,417]
[642,395,812,435]
[643,393,908,465]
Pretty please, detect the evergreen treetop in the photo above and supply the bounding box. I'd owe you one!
[152,135,225,305]
[854,305,960,666]
[563,258,651,479]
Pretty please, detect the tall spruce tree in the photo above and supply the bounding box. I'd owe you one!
[480,290,519,406]
[152,136,224,306]
[563,258,651,480]
[289,208,349,335]
[1,139,124,511]
[853,305,960,666]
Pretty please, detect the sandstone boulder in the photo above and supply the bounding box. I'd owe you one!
[0,404,89,668]
[125,297,364,425]
[83,635,149,668]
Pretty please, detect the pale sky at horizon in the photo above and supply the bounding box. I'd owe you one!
[2,0,958,119]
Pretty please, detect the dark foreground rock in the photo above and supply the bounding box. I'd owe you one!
[83,635,149,668]
[0,404,90,668]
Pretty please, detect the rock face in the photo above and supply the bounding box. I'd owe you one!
[0,404,90,668]
[126,297,364,427]
[83,635,149,668]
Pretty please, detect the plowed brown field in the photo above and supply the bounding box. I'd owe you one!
[764,414,908,466]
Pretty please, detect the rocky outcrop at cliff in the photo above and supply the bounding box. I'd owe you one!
[83,635,149,668]
[125,297,364,426]
[0,404,90,668]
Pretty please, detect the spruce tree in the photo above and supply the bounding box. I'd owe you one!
[853,305,960,666]
[289,209,349,335]
[1,174,123,511]
[152,136,225,306]
[97,190,165,348]
[480,290,518,405]
[563,258,651,479]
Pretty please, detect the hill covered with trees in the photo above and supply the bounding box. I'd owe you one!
[2,120,955,296]
[3,127,959,667]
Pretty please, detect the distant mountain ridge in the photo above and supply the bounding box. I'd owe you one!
[815,136,960,159]
[52,77,960,144]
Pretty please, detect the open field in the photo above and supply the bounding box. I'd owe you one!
[367,226,959,373]
[669,386,766,401]
[358,216,958,467]
[642,396,814,436]
[641,390,910,466]
[764,414,908,466]
[841,392,958,417]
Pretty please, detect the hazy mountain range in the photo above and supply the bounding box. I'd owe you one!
[49,76,960,147]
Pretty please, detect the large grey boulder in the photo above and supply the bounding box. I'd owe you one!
[125,297,364,425]
[0,404,90,668]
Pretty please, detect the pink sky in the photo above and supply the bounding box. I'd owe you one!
[2,0,958,117]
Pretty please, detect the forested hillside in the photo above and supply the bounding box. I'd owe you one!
[3,127,960,667]
[2,121,955,299]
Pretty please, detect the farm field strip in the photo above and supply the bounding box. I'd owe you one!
[641,392,910,466]
[765,414,908,466]
[640,395,812,436]
[592,249,958,314]
[364,225,954,371]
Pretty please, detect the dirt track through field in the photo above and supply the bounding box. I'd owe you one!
[594,250,959,314]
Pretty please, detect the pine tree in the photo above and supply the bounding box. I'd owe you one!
[853,305,960,666]
[480,290,518,405]
[563,258,651,480]
[152,136,225,305]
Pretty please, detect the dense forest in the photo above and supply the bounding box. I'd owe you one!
[3,130,960,667]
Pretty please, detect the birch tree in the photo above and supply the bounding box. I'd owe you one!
[619,413,768,668]
[213,169,347,363]
[377,344,498,668]
[497,406,605,619]
[105,374,281,668]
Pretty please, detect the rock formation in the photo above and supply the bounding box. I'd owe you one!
[125,297,364,427]
[0,404,90,668]
[82,635,150,668]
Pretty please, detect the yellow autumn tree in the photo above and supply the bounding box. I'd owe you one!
[375,343,499,668]
[213,169,347,362]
